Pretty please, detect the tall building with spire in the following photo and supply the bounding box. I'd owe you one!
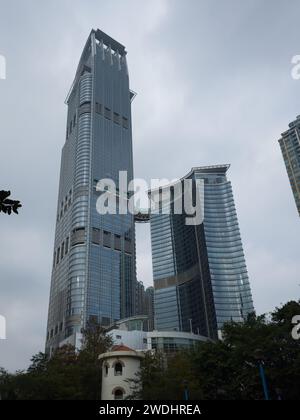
[46,29,136,353]
[279,116,300,217]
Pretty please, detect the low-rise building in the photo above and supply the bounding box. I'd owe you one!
[99,345,144,400]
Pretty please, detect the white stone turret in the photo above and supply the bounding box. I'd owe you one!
[99,345,144,400]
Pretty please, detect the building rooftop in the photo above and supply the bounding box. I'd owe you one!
[65,28,128,104]
[94,28,126,55]
[111,344,134,352]
[189,164,230,176]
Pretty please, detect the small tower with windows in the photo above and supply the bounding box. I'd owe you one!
[99,345,144,400]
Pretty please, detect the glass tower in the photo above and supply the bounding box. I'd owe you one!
[46,29,136,353]
[279,115,300,217]
[151,165,254,338]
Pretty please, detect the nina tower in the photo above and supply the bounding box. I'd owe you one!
[46,30,136,353]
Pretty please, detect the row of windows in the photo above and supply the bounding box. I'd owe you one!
[57,189,73,222]
[91,228,132,253]
[202,177,225,184]
[104,361,124,377]
[65,100,129,142]
[47,321,64,341]
[95,102,129,129]
[66,113,77,139]
[53,236,70,268]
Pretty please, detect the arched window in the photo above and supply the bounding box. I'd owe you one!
[113,388,124,400]
[103,362,109,377]
[114,362,123,376]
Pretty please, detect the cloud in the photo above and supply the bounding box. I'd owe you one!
[0,0,300,371]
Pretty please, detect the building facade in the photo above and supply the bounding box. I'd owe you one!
[134,282,155,331]
[144,287,155,331]
[46,29,136,353]
[135,280,146,317]
[108,327,209,354]
[150,165,254,337]
[278,115,300,216]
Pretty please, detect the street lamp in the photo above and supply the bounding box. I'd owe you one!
[254,349,270,401]
[183,380,189,401]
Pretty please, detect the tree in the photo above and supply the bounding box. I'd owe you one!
[77,322,113,400]
[127,350,203,400]
[127,351,166,400]
[0,368,17,400]
[0,323,112,400]
[1,302,299,400]
[0,190,22,214]
[191,301,300,400]
[128,301,300,400]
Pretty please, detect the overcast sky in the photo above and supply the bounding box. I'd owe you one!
[1,0,300,372]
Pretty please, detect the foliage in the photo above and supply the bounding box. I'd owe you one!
[0,325,112,400]
[128,301,300,400]
[0,190,22,214]
[1,302,300,400]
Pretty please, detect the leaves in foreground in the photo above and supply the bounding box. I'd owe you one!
[0,190,22,215]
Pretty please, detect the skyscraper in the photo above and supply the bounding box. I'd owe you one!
[150,165,254,338]
[46,29,136,353]
[135,280,146,317]
[278,116,300,217]
[134,282,155,331]
[144,287,155,331]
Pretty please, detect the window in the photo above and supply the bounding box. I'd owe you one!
[124,237,132,254]
[65,237,69,255]
[114,112,120,125]
[104,363,109,377]
[114,389,124,400]
[68,189,72,207]
[116,335,122,340]
[104,107,111,120]
[95,102,102,115]
[61,242,65,260]
[56,248,60,264]
[114,362,123,376]
[71,227,86,246]
[103,231,111,248]
[122,117,129,129]
[79,102,91,116]
[92,228,101,245]
[114,234,121,251]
